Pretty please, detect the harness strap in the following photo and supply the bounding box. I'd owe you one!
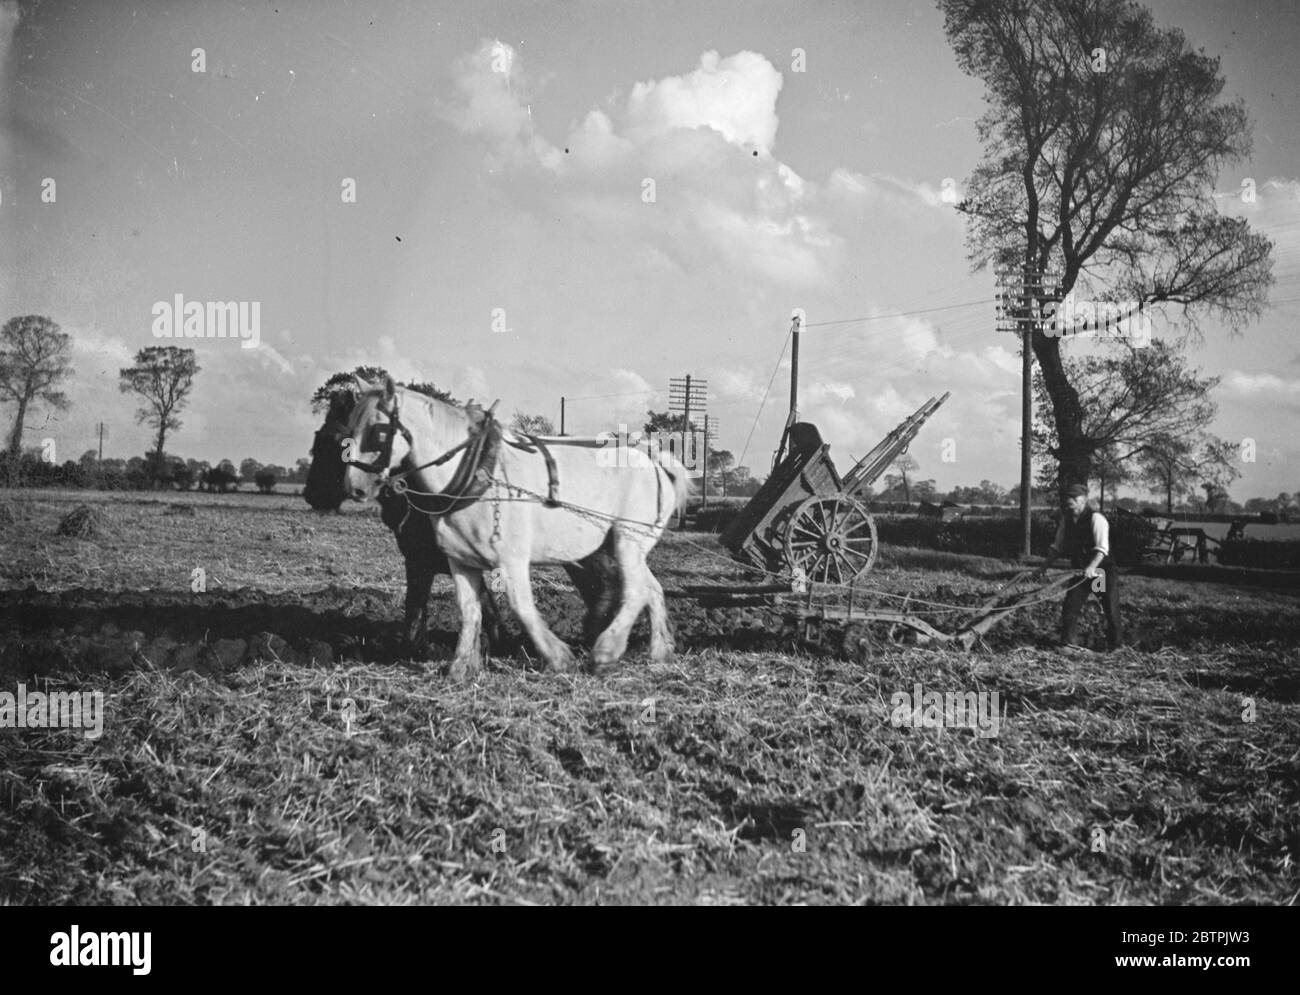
[352,394,565,516]
[400,419,500,516]
[507,434,560,506]
[390,434,471,480]
[654,462,665,527]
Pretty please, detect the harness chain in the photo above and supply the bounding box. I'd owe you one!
[490,471,504,546]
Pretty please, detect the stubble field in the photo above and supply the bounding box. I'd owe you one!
[1,488,1297,905]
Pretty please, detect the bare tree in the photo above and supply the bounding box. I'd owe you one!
[118,346,200,478]
[892,453,919,503]
[0,315,73,455]
[510,410,556,435]
[1092,443,1130,513]
[940,0,1274,495]
[1137,433,1237,514]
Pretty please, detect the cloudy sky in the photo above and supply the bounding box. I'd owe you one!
[2,0,1299,498]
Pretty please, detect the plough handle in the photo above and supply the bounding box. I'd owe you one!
[955,571,1078,643]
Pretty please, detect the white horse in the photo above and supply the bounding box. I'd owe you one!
[342,377,690,679]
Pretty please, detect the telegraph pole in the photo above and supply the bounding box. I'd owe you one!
[702,413,710,510]
[683,374,692,465]
[559,397,566,435]
[98,422,104,463]
[668,374,708,527]
[773,312,802,467]
[668,374,708,466]
[789,313,800,420]
[996,265,1059,560]
[1020,306,1032,559]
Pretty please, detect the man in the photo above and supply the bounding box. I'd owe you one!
[1043,483,1123,650]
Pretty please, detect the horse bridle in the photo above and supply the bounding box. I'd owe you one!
[342,390,482,485]
[343,392,415,479]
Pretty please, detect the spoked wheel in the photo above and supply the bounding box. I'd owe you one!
[783,495,878,586]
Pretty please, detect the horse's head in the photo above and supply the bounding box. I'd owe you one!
[303,392,355,511]
[343,375,413,501]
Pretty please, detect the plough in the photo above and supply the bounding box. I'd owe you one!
[799,569,1075,651]
[673,569,1076,652]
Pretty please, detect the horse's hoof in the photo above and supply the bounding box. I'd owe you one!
[649,636,676,665]
[587,653,623,677]
[543,646,577,674]
[446,658,480,681]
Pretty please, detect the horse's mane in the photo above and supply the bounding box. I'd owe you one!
[392,385,470,435]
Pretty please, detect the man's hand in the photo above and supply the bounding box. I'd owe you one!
[1083,563,1101,579]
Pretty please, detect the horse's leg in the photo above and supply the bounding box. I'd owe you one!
[385,493,435,658]
[389,498,501,658]
[479,586,502,657]
[645,569,675,664]
[402,553,435,657]
[447,562,485,681]
[561,561,599,648]
[565,536,621,648]
[590,534,652,675]
[498,557,576,673]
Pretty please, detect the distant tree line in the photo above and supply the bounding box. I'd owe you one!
[0,446,310,493]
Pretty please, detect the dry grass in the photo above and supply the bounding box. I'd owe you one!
[56,505,107,538]
[3,646,1295,905]
[1,488,1297,904]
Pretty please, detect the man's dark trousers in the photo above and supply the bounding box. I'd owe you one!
[1061,556,1123,649]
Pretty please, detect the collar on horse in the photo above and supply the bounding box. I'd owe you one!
[347,392,560,514]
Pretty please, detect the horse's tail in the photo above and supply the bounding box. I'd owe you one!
[654,451,694,516]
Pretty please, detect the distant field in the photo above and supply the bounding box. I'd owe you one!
[1168,520,1300,542]
[1,487,1297,904]
[6,485,307,511]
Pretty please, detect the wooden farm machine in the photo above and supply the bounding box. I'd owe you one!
[719,393,949,587]
[674,315,1080,651]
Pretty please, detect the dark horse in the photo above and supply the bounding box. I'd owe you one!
[303,393,619,658]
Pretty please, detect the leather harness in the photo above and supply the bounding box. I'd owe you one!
[345,393,561,516]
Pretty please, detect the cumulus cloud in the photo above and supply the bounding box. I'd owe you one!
[827,169,960,214]
[715,367,764,401]
[624,50,783,154]
[1223,371,1300,396]
[431,42,1032,483]
[438,39,564,172]
[439,42,837,288]
[608,367,657,398]
[804,378,856,405]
